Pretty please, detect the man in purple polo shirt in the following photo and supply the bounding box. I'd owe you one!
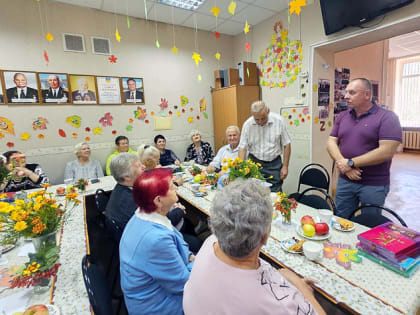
[327,78,402,219]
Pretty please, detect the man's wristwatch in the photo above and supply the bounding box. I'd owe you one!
[347,159,355,169]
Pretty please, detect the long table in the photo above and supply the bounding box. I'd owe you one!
[177,180,420,315]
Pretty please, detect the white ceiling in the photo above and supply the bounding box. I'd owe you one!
[52,0,290,36]
[389,30,420,59]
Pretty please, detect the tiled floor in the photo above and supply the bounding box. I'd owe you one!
[385,151,420,232]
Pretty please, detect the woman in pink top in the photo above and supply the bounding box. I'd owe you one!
[183,179,325,315]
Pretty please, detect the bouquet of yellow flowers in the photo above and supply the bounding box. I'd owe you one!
[0,185,80,245]
[222,157,265,182]
[274,192,297,224]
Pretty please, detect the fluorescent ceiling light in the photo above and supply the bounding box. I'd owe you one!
[157,0,205,11]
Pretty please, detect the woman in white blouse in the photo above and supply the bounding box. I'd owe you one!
[64,142,103,182]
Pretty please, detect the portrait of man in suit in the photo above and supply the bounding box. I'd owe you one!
[70,76,97,103]
[5,72,39,103]
[40,73,69,103]
[123,78,144,104]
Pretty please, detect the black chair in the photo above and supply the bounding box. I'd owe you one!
[297,163,330,193]
[348,204,407,228]
[82,255,114,315]
[95,189,111,214]
[296,187,336,213]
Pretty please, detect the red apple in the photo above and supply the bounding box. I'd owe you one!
[315,222,329,235]
[56,187,65,195]
[23,304,49,315]
[301,215,315,227]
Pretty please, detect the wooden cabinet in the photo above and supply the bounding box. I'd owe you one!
[211,85,260,151]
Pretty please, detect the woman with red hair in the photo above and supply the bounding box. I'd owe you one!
[120,168,194,315]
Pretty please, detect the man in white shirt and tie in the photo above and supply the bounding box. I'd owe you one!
[206,126,242,173]
[238,100,291,192]
[6,73,39,103]
[42,74,69,103]
[124,78,144,103]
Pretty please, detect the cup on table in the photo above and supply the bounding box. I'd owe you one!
[319,209,333,224]
[191,183,200,192]
[302,241,323,261]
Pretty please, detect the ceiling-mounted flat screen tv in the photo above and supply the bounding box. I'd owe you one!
[320,0,415,35]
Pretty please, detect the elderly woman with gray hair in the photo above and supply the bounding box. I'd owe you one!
[184,129,214,165]
[183,179,325,315]
[64,142,103,182]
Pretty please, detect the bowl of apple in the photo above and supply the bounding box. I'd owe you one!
[296,215,330,240]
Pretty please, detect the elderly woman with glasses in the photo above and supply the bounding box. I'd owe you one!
[64,142,103,182]
[120,168,194,315]
[183,179,325,315]
[0,151,49,192]
[184,129,214,165]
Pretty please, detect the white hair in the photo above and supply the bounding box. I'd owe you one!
[137,144,159,163]
[77,77,87,89]
[225,125,240,135]
[251,100,267,113]
[189,129,201,139]
[110,153,139,183]
[74,142,89,156]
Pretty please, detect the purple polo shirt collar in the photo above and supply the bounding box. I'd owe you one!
[349,102,378,119]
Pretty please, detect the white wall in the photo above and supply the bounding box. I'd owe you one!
[0,0,235,184]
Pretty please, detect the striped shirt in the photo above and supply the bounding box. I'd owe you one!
[239,112,291,162]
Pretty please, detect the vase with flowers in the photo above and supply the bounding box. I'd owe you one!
[73,178,88,193]
[219,158,267,187]
[274,192,297,225]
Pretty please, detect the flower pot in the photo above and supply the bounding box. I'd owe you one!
[32,232,57,253]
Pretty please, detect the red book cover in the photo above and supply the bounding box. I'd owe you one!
[357,222,420,260]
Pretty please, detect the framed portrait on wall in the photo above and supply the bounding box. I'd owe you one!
[121,77,144,104]
[69,74,97,104]
[0,72,4,103]
[96,76,121,104]
[38,72,70,104]
[3,71,40,104]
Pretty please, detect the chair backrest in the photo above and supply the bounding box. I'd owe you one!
[297,163,330,193]
[349,204,407,228]
[82,255,114,315]
[95,189,110,214]
[105,217,123,243]
[297,187,336,213]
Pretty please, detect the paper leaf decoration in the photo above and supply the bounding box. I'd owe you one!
[187,116,194,123]
[65,115,81,128]
[45,33,53,41]
[32,117,48,130]
[159,98,169,110]
[283,112,288,117]
[210,7,220,17]
[199,98,206,112]
[190,107,194,112]
[85,127,91,132]
[72,133,78,138]
[314,117,319,123]
[215,52,221,60]
[38,134,44,139]
[192,52,202,66]
[196,115,200,120]
[247,67,250,78]
[112,130,117,135]
[289,0,306,16]
[115,28,121,42]
[172,46,178,54]
[198,74,202,81]
[6,142,14,148]
[245,42,250,52]
[85,137,91,141]
[93,127,102,135]
[214,31,220,39]
[20,133,31,140]
[58,129,66,137]
[108,55,117,63]
[43,50,49,63]
[134,106,147,120]
[303,107,309,115]
[182,109,185,113]
[129,118,134,123]
[0,117,15,135]
[99,112,113,126]
[228,1,236,15]
[0,133,4,138]
[127,16,131,29]
[244,20,250,34]
[177,111,181,117]
[258,22,302,88]
[126,125,133,131]
[323,242,361,269]
[203,112,208,119]
[181,96,189,106]
[156,40,160,48]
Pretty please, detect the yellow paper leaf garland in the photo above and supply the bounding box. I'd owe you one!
[215,51,221,60]
[45,33,53,41]
[156,40,160,48]
[20,133,31,140]
[244,20,250,34]
[172,46,178,54]
[228,1,236,15]
[192,52,202,66]
[289,0,306,16]
[115,28,121,42]
[210,7,220,17]
[93,127,102,135]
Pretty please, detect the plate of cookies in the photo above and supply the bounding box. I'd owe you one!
[332,217,355,232]
[281,237,305,254]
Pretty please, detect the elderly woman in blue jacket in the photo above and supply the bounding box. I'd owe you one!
[119,167,194,315]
